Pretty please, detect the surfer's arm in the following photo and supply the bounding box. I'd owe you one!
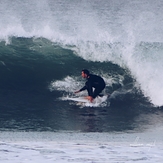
[74,86,87,93]
[79,86,87,92]
[74,90,80,93]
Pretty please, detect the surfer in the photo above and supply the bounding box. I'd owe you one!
[74,69,106,102]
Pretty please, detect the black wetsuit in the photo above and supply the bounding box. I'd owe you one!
[79,74,105,98]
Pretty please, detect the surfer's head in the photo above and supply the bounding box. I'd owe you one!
[81,69,90,78]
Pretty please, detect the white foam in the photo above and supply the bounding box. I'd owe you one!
[1,0,163,43]
[120,42,163,106]
[0,131,163,163]
[49,76,84,94]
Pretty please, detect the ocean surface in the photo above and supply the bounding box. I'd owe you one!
[0,0,163,162]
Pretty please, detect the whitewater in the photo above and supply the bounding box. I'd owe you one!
[0,131,163,163]
[0,0,163,162]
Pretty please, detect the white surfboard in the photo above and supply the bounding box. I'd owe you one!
[62,95,108,107]
[66,97,89,103]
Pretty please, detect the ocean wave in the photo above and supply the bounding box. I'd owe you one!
[1,0,163,106]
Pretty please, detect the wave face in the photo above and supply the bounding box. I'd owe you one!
[0,0,163,110]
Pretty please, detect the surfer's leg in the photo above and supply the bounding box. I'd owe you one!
[93,88,102,98]
[93,84,105,98]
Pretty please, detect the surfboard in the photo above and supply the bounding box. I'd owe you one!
[62,95,108,107]
[65,97,89,103]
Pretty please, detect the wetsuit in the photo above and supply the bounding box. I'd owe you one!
[79,74,105,98]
